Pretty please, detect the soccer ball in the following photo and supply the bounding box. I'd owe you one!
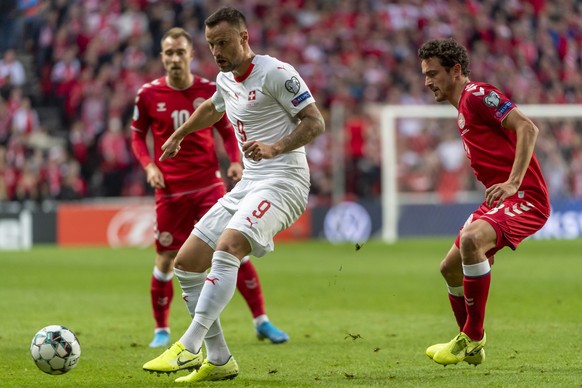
[30,325,81,375]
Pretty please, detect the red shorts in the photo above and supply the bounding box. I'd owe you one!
[154,183,226,252]
[455,198,549,256]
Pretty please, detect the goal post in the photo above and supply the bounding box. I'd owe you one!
[379,103,582,243]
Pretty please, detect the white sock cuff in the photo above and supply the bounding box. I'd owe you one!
[462,260,491,277]
[206,318,222,338]
[447,284,464,297]
[153,266,174,282]
[253,314,268,327]
[174,268,206,283]
[240,256,250,264]
[212,251,241,268]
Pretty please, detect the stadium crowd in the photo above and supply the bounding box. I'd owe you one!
[0,0,581,203]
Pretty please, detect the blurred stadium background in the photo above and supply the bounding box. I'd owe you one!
[1,0,581,249]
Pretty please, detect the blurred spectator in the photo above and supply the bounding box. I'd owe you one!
[0,1,18,53]
[0,49,27,91]
[435,128,469,202]
[0,97,11,145]
[97,116,131,197]
[0,0,581,202]
[11,96,39,135]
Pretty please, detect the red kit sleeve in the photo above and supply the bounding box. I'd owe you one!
[214,115,241,163]
[131,129,152,168]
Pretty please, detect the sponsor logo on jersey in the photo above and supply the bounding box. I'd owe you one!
[484,91,501,107]
[157,102,167,112]
[248,90,256,100]
[495,101,513,118]
[291,91,311,106]
[285,76,301,95]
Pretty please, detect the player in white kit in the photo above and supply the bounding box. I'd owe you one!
[142,6,325,383]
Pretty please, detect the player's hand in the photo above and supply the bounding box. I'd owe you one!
[485,181,518,208]
[160,136,182,161]
[242,140,277,161]
[227,162,243,182]
[145,163,165,189]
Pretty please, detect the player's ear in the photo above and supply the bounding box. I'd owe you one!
[240,30,248,45]
[452,63,462,78]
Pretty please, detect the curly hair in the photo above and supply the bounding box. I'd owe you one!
[418,39,471,77]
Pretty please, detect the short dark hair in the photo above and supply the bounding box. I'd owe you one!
[205,7,247,30]
[418,39,471,76]
[161,27,193,47]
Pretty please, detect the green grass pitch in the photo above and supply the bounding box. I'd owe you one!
[1,238,581,387]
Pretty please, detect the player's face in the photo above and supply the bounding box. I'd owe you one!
[421,57,455,103]
[205,21,247,74]
[161,36,193,80]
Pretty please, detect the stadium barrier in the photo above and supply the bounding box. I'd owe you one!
[0,198,580,250]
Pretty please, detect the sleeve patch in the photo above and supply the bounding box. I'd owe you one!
[292,91,311,107]
[285,76,301,95]
[495,101,513,118]
[484,91,501,107]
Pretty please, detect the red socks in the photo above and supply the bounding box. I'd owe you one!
[448,293,467,331]
[151,276,173,329]
[236,259,265,318]
[462,273,490,341]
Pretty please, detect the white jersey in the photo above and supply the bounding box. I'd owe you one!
[212,55,315,190]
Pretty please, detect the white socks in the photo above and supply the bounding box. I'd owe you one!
[177,251,240,361]
[174,268,205,318]
[153,266,174,282]
[462,260,491,277]
[194,251,241,329]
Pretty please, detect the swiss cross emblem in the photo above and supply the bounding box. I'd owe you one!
[248,90,256,101]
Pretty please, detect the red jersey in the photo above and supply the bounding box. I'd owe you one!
[457,81,550,215]
[131,76,240,196]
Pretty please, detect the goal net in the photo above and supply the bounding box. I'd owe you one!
[378,104,582,242]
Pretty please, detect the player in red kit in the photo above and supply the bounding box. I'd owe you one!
[418,39,550,365]
[131,27,288,348]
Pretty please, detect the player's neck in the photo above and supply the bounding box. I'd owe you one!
[166,74,194,90]
[452,78,470,109]
[233,52,255,78]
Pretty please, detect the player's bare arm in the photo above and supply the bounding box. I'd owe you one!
[145,162,165,189]
[242,103,325,161]
[485,108,539,207]
[160,99,224,161]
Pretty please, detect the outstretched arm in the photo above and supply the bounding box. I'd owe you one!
[160,98,224,161]
[242,103,325,161]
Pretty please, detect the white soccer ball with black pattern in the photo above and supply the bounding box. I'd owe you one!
[30,325,81,375]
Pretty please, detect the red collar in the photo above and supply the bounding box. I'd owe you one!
[234,63,254,83]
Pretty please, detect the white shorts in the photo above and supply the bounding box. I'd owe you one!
[192,178,309,257]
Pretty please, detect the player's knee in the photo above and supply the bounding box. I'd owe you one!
[216,229,251,258]
[439,258,462,282]
[459,229,484,258]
